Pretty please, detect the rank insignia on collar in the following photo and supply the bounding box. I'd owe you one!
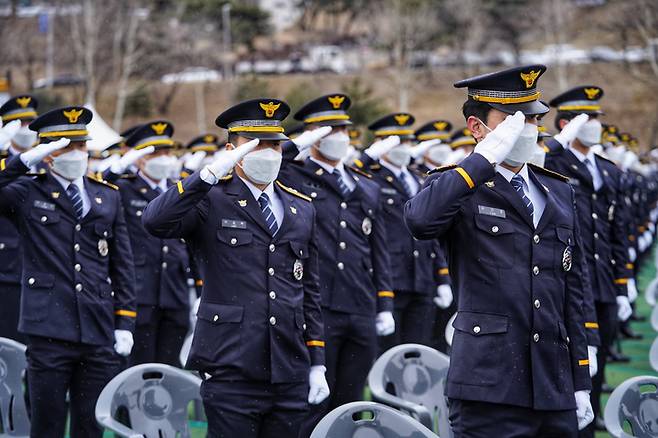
[571,164,579,171]
[95,197,102,204]
[385,176,394,183]
[603,170,609,177]
[238,199,247,207]
[315,168,324,176]
[51,192,60,199]
[485,181,495,188]
[290,206,297,215]
[140,188,148,194]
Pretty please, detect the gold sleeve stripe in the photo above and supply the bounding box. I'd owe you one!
[625,263,634,269]
[585,322,599,329]
[0,158,5,171]
[195,279,203,286]
[177,180,184,194]
[378,291,395,298]
[455,167,475,189]
[306,340,325,347]
[578,359,589,366]
[614,278,629,285]
[115,309,137,318]
[353,159,364,169]
[438,268,450,275]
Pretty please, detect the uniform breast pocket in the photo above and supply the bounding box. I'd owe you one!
[29,209,61,226]
[216,229,253,272]
[22,272,55,322]
[193,302,244,367]
[473,215,516,268]
[449,311,509,386]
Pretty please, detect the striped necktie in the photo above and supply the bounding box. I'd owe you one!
[66,183,84,220]
[510,175,534,219]
[258,193,278,235]
[333,169,351,197]
[398,173,413,197]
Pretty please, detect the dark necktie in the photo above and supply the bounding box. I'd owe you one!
[398,173,413,197]
[66,184,84,220]
[333,169,351,197]
[154,186,163,195]
[510,175,534,219]
[258,193,279,235]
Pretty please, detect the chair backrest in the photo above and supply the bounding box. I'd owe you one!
[651,305,658,332]
[0,337,30,437]
[95,363,202,438]
[368,343,451,436]
[604,375,658,438]
[650,338,658,373]
[310,401,438,438]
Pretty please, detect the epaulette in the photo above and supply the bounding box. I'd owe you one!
[180,171,190,179]
[353,158,365,169]
[218,174,232,182]
[594,153,617,167]
[87,174,119,190]
[427,164,457,175]
[275,180,311,202]
[348,166,373,179]
[369,164,381,171]
[26,172,48,178]
[528,163,569,182]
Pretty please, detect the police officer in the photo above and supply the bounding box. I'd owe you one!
[276,94,394,437]
[143,99,329,438]
[411,119,453,174]
[543,87,633,435]
[179,133,224,179]
[358,113,453,350]
[0,95,40,342]
[0,106,136,438]
[404,65,594,436]
[112,121,195,367]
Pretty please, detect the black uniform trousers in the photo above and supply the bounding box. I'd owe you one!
[131,305,189,367]
[379,291,432,353]
[298,309,377,438]
[26,335,121,438]
[201,379,308,438]
[0,282,25,343]
[449,399,578,438]
[579,301,617,438]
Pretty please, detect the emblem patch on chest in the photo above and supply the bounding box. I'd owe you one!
[98,238,109,257]
[562,247,572,272]
[362,217,372,235]
[293,259,304,281]
[477,205,506,218]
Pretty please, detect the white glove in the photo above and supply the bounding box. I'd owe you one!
[616,295,632,321]
[0,120,22,150]
[473,111,525,165]
[649,222,656,233]
[292,126,332,152]
[21,137,71,167]
[410,139,442,159]
[587,346,598,377]
[629,247,637,262]
[375,311,395,336]
[364,135,401,160]
[644,230,653,246]
[434,284,454,309]
[308,365,330,405]
[575,390,594,430]
[184,151,207,172]
[113,329,134,357]
[96,154,120,173]
[638,235,647,252]
[554,113,589,147]
[446,148,467,165]
[201,138,260,184]
[627,278,638,303]
[110,145,156,174]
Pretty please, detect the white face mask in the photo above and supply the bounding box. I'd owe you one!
[528,144,546,167]
[426,145,451,166]
[386,144,412,168]
[576,119,602,147]
[144,155,174,181]
[317,131,350,161]
[51,149,89,181]
[503,123,539,167]
[240,148,282,185]
[12,126,37,150]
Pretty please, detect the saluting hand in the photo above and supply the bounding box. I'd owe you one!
[474,111,525,165]
[110,145,156,174]
[410,139,442,159]
[202,138,260,183]
[364,135,400,160]
[0,120,21,151]
[184,151,207,172]
[554,113,589,147]
[292,126,332,152]
[21,137,71,167]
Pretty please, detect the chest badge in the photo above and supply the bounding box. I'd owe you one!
[562,247,572,272]
[315,168,324,176]
[571,164,579,171]
[140,187,148,194]
[608,204,614,221]
[51,191,60,199]
[238,199,247,207]
[485,181,495,188]
[98,238,109,257]
[290,206,297,215]
[362,217,372,235]
[385,176,394,183]
[293,259,304,281]
[95,197,102,204]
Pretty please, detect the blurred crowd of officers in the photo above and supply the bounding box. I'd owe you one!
[0,62,656,438]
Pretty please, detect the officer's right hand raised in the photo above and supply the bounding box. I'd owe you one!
[0,120,21,151]
[110,145,156,174]
[203,138,260,183]
[474,111,525,165]
[364,135,400,160]
[292,126,332,152]
[21,137,71,167]
[553,113,589,147]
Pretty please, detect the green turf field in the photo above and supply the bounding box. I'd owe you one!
[98,252,657,437]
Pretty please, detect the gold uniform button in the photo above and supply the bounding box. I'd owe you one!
[491,226,499,233]
[28,277,35,285]
[534,299,540,309]
[75,283,83,292]
[533,235,540,244]
[340,202,347,209]
[269,316,276,326]
[74,264,81,272]
[230,238,237,245]
[74,243,80,252]
[533,266,540,275]
[533,333,540,342]
[473,326,481,334]
[268,268,275,276]
[339,221,347,228]
[269,291,276,299]
[269,244,276,252]
[337,262,344,270]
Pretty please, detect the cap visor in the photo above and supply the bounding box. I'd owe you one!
[240,132,289,141]
[490,100,549,116]
[308,119,353,127]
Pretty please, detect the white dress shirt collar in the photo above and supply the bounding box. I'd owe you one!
[51,171,91,217]
[496,163,530,186]
[569,144,596,164]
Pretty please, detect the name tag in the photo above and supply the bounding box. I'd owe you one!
[381,188,397,195]
[477,205,506,218]
[33,200,55,211]
[130,199,148,207]
[222,219,247,229]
